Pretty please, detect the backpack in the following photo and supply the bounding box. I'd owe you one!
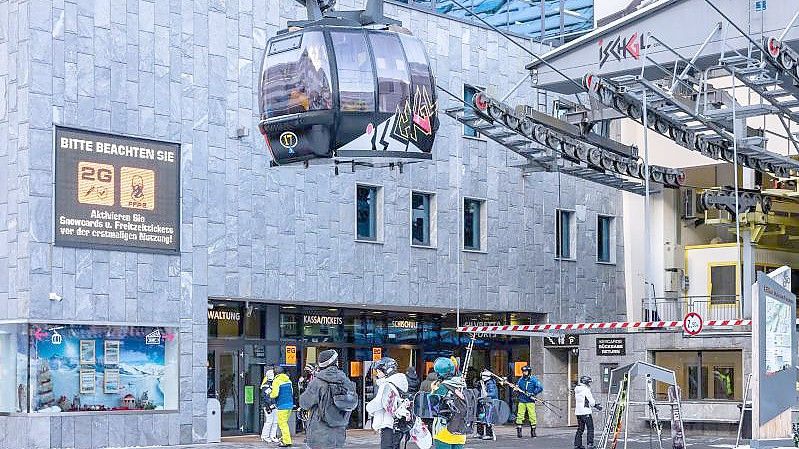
[439,384,480,435]
[385,381,415,433]
[318,378,358,428]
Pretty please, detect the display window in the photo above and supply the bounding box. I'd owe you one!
[0,323,29,413]
[25,323,179,413]
[653,350,742,401]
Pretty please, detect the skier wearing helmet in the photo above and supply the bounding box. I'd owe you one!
[476,369,498,440]
[574,375,601,449]
[366,357,410,449]
[430,357,467,449]
[515,365,543,438]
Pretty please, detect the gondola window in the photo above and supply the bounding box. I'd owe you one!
[261,32,333,118]
[369,33,411,113]
[331,32,376,112]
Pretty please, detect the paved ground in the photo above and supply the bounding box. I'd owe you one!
[125,425,759,449]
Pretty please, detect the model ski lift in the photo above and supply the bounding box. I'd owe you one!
[258,0,439,167]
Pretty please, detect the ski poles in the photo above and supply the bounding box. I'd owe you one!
[486,371,564,418]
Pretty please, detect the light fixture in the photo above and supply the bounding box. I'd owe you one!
[562,9,583,18]
[282,305,297,309]
[48,292,63,302]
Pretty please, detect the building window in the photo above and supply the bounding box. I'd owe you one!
[411,192,434,247]
[463,198,485,251]
[463,85,482,138]
[709,264,737,305]
[597,215,614,263]
[556,209,575,259]
[356,185,381,241]
[653,350,742,401]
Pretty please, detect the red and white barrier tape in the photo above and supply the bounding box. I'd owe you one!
[458,319,752,334]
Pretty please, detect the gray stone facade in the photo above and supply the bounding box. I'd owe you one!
[0,0,624,447]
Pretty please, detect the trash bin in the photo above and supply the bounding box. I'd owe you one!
[207,398,222,443]
[737,403,752,440]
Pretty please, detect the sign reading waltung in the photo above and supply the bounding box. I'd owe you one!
[54,126,180,253]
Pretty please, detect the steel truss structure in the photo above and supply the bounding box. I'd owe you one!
[443,88,686,195]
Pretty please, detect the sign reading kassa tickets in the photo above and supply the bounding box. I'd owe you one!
[54,127,180,253]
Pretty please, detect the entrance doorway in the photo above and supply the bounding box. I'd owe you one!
[208,344,266,435]
[567,349,579,426]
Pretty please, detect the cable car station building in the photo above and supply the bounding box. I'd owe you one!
[0,0,628,447]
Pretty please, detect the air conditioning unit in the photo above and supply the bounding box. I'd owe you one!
[664,268,685,293]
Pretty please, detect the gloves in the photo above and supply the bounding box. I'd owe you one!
[593,404,603,411]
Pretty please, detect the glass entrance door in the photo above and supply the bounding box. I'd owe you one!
[567,349,579,426]
[218,350,241,433]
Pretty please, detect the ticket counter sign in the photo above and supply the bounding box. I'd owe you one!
[285,345,297,365]
[54,126,180,253]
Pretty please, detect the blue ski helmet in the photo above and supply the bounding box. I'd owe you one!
[433,357,455,378]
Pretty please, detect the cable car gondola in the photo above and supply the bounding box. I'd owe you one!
[258,0,439,166]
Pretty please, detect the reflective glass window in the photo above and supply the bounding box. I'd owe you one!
[597,215,613,263]
[400,35,434,93]
[556,209,574,259]
[411,192,432,246]
[331,32,376,112]
[464,198,483,250]
[357,185,380,240]
[261,32,333,117]
[463,85,480,137]
[369,33,411,113]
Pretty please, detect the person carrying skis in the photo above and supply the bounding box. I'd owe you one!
[476,369,498,440]
[574,375,602,449]
[366,357,410,449]
[515,365,543,438]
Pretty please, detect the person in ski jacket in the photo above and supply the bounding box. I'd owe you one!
[515,365,543,438]
[298,349,354,449]
[574,375,600,449]
[366,357,410,449]
[270,366,295,447]
[260,369,279,443]
[476,370,499,440]
[431,357,465,449]
[405,366,421,395]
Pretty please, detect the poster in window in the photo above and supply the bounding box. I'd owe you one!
[104,340,120,365]
[104,369,120,393]
[79,369,96,394]
[54,126,180,253]
[79,339,96,365]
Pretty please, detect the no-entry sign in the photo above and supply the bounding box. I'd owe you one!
[683,312,704,336]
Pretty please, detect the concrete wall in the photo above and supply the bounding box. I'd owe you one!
[0,0,625,447]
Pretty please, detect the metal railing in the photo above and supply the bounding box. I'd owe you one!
[641,296,742,322]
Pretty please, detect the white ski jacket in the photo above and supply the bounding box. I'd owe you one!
[366,373,409,430]
[574,383,596,416]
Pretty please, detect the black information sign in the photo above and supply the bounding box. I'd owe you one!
[596,337,626,356]
[54,126,180,253]
[543,334,580,348]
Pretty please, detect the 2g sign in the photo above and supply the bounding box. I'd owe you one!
[285,345,297,365]
[80,165,113,182]
[77,161,115,206]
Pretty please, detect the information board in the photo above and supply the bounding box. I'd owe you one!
[54,126,180,253]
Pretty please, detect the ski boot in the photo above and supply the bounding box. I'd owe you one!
[516,426,523,438]
[530,425,537,437]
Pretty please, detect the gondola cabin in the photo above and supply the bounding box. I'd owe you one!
[258,0,438,166]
